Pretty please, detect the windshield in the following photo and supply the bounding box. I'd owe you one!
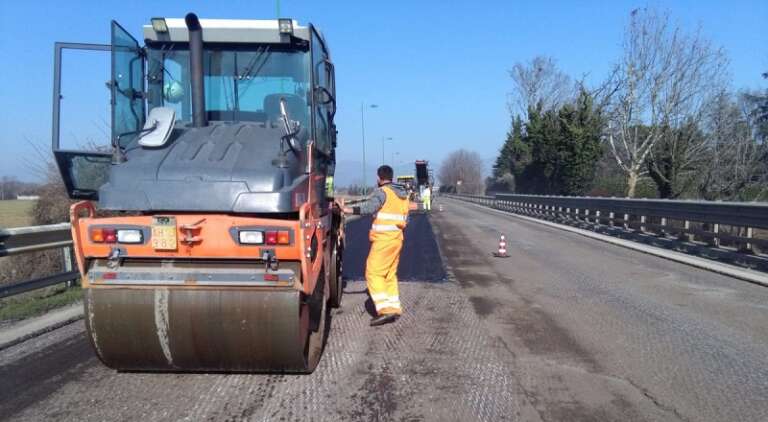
[146,45,311,127]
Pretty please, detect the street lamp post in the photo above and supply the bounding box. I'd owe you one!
[381,137,393,166]
[360,103,378,195]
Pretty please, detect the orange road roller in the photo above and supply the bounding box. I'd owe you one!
[53,13,343,372]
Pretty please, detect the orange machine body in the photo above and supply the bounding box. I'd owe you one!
[70,201,330,296]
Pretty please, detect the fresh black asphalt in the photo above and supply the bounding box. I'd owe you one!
[342,213,447,282]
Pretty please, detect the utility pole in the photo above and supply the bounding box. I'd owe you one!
[360,103,378,195]
[381,137,393,166]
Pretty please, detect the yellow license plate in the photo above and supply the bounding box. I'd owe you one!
[151,216,177,250]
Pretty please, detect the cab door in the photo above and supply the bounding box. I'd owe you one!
[111,21,145,148]
[52,21,145,200]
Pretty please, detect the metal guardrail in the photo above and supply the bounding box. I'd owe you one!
[0,223,78,299]
[447,193,768,256]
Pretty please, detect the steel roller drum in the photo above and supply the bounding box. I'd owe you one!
[84,287,324,372]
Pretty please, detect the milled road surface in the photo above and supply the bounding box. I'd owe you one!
[432,198,768,422]
[1,204,767,421]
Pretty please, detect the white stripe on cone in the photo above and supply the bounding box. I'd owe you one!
[496,235,508,256]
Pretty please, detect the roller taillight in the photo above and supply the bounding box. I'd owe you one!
[238,230,290,245]
[90,227,142,244]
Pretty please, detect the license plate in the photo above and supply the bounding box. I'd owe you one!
[151,216,177,250]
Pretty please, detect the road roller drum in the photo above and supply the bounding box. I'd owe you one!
[85,282,327,372]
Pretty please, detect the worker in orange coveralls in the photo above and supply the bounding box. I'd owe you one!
[343,165,412,326]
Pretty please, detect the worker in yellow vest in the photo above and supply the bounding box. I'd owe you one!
[422,185,432,212]
[343,165,411,326]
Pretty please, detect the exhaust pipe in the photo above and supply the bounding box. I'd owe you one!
[185,13,207,127]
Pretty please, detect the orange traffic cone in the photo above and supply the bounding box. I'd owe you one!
[493,235,510,258]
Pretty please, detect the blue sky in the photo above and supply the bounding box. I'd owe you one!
[0,0,766,184]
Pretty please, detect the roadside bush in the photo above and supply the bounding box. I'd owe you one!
[0,163,72,287]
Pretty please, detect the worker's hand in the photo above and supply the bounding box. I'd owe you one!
[342,207,354,214]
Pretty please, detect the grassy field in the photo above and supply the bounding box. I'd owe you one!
[0,286,82,323]
[0,200,36,228]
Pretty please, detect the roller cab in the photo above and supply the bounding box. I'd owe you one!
[52,14,342,372]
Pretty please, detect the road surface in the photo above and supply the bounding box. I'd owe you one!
[1,200,767,421]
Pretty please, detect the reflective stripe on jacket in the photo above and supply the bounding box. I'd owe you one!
[370,185,410,238]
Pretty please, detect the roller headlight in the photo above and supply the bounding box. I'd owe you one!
[239,230,264,244]
[117,229,143,244]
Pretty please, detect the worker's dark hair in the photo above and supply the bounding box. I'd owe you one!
[377,165,394,181]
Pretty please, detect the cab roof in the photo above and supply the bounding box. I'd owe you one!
[143,18,311,44]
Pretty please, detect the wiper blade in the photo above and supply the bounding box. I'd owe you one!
[240,45,271,80]
[148,44,179,83]
[237,47,272,99]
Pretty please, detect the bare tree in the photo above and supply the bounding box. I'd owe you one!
[508,56,573,117]
[438,149,485,194]
[698,91,768,201]
[605,8,727,197]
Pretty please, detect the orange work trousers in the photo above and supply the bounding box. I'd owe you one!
[365,234,403,315]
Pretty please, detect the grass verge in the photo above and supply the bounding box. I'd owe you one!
[0,285,83,323]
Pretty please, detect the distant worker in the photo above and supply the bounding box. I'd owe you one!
[343,165,410,326]
[422,185,432,212]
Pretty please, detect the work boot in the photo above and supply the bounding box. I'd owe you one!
[370,314,398,327]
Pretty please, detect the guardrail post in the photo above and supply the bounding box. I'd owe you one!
[62,246,74,288]
[680,220,693,242]
[594,210,601,227]
[623,213,629,230]
[709,224,720,248]
[659,217,667,237]
[608,211,615,227]
[740,227,754,254]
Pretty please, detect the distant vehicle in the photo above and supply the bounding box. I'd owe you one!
[396,175,416,198]
[403,161,432,211]
[415,160,430,188]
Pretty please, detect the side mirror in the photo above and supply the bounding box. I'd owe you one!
[138,107,176,147]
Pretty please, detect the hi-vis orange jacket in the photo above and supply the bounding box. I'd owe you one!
[350,183,410,240]
[370,185,410,241]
